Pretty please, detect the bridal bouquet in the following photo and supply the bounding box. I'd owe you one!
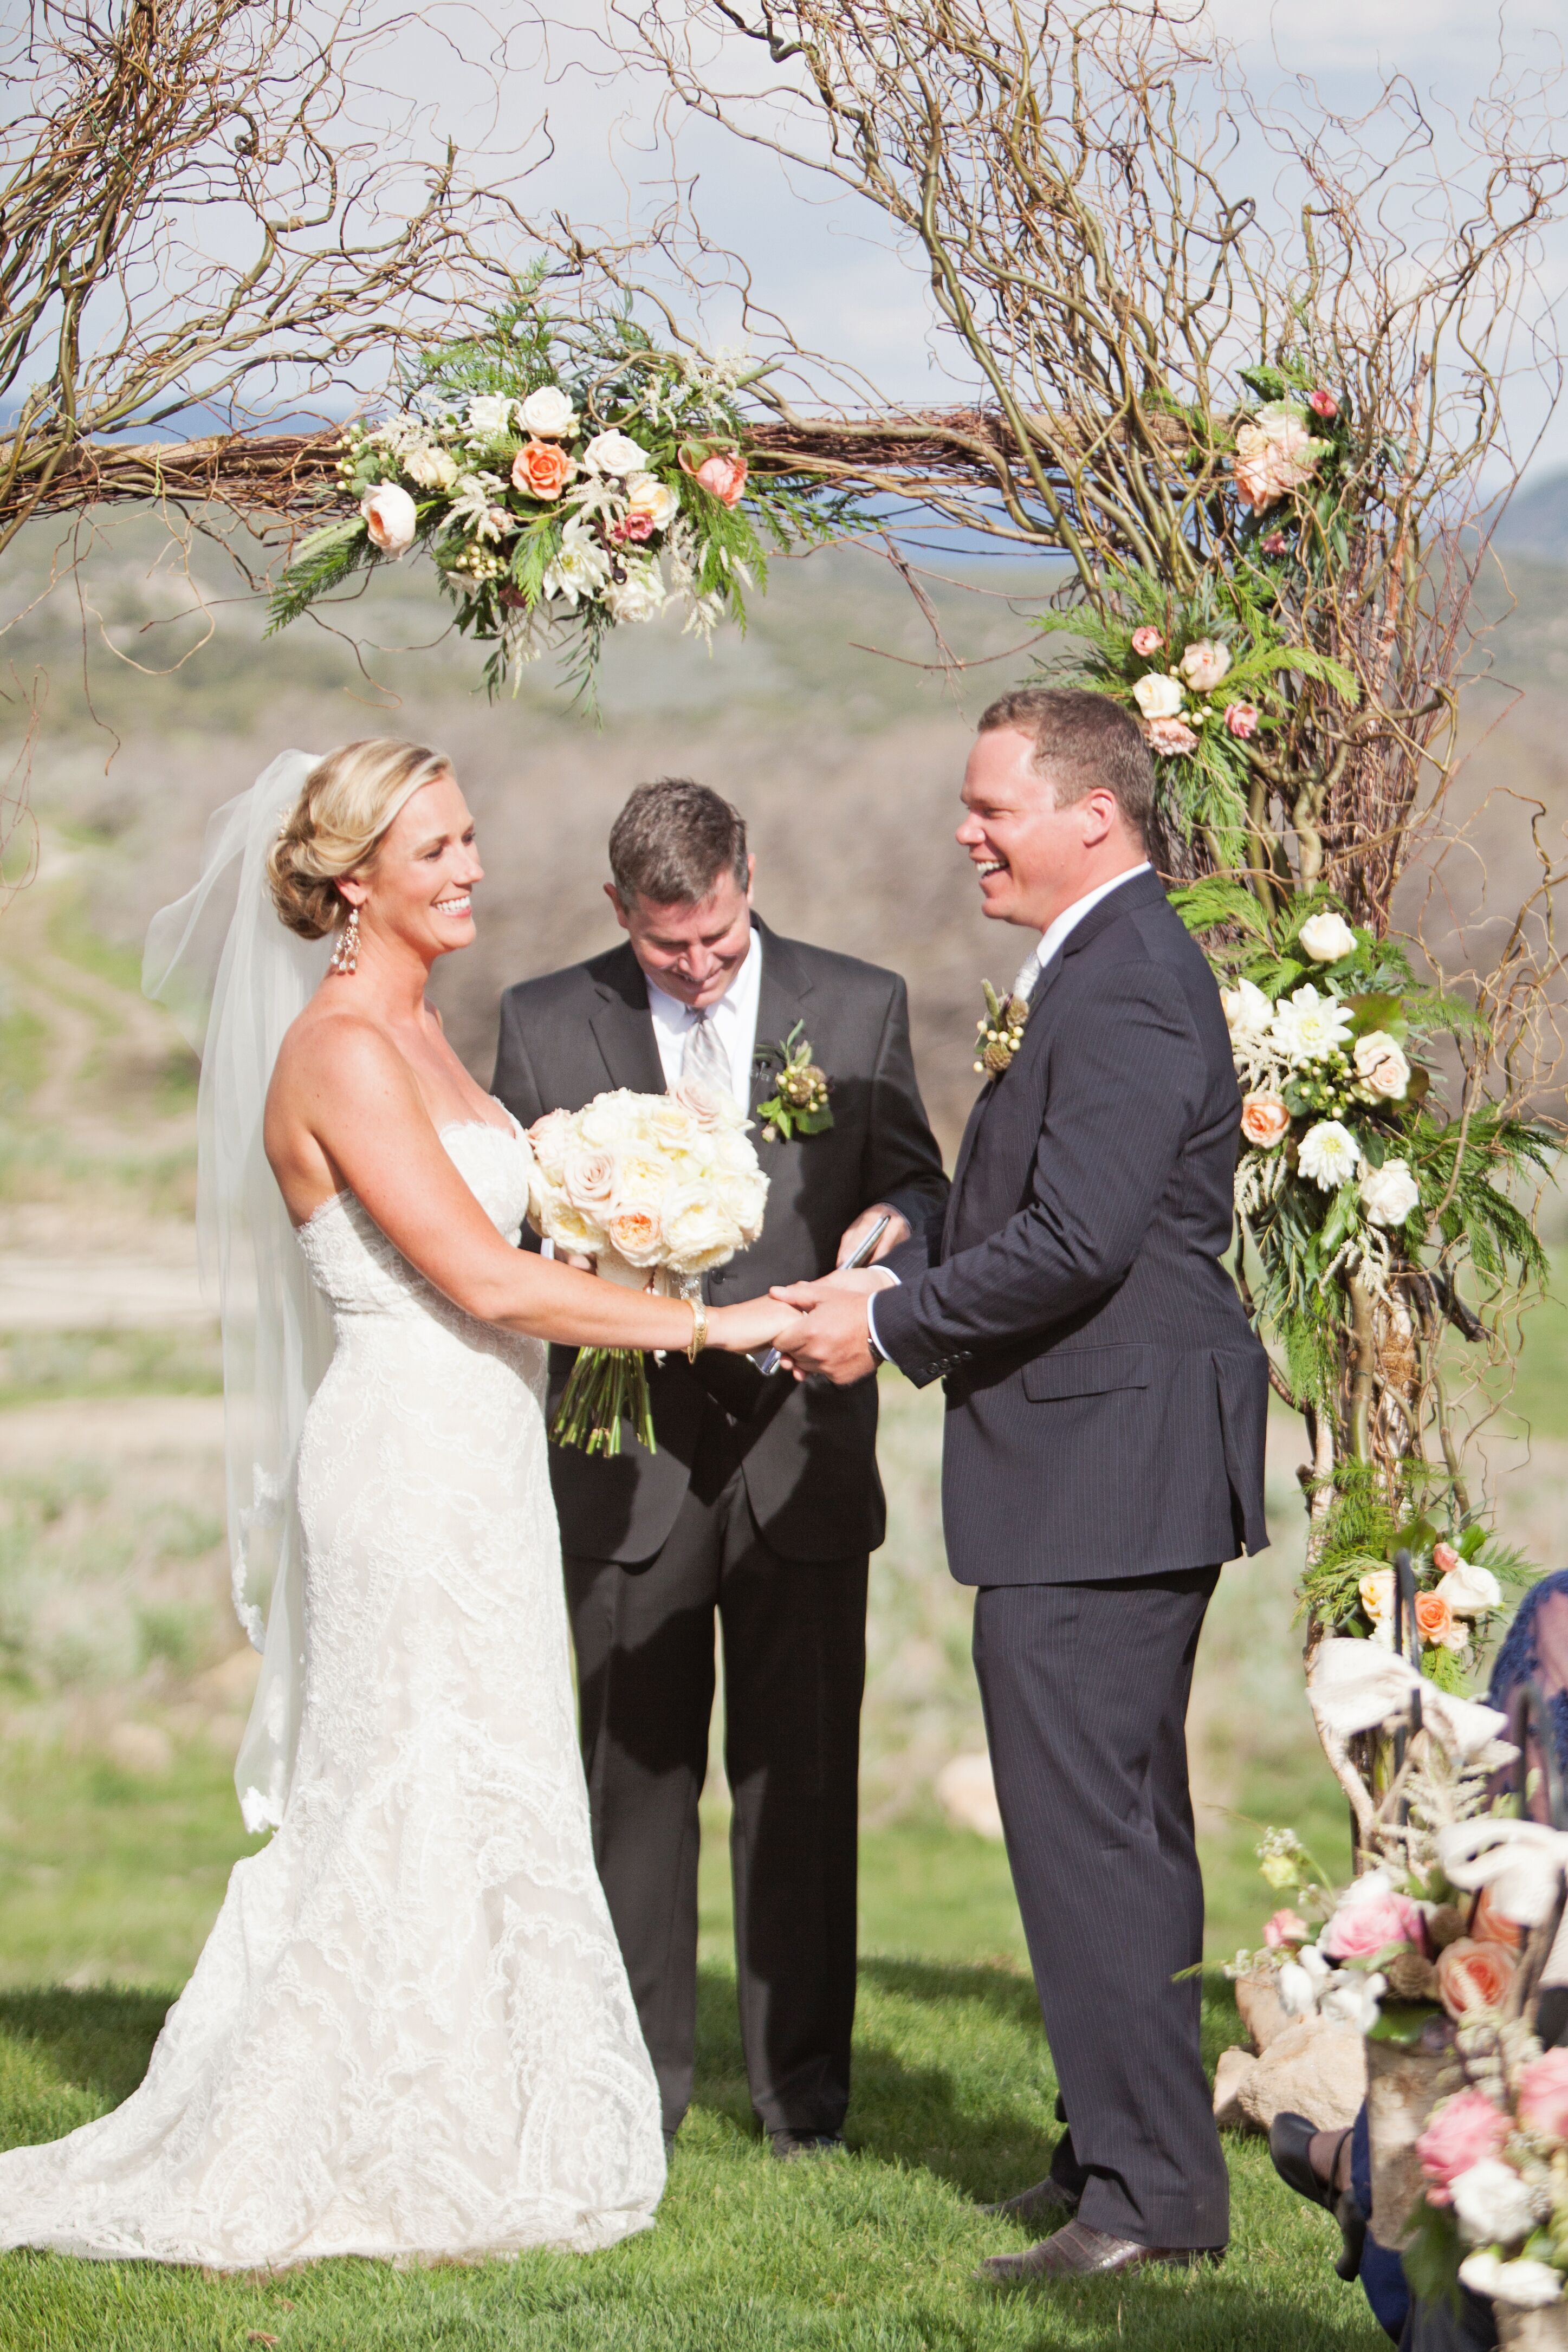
[527,1084,768,1456]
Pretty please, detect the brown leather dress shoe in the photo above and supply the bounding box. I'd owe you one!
[976,2218,1225,2285]
[980,2175,1080,2227]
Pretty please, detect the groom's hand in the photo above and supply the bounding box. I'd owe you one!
[836,1203,910,1266]
[768,1280,881,1384]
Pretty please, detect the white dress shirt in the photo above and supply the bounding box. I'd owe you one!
[645,924,764,1105]
[865,864,1151,1359]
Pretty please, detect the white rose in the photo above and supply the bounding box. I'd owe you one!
[646,1098,699,1154]
[527,1107,572,1183]
[718,1168,769,1240]
[464,393,515,443]
[1299,910,1359,964]
[360,482,418,558]
[1132,671,1185,721]
[1221,977,1273,1049]
[611,1151,669,1212]
[563,1144,618,1217]
[1437,1560,1503,1617]
[1179,639,1232,693]
[625,472,681,531]
[1359,1569,1397,1648]
[602,560,666,625]
[545,1198,610,1258]
[1269,984,1355,1067]
[576,1091,640,1150]
[1297,1119,1360,1190]
[1450,2158,1540,2248]
[402,443,459,492]
[1354,1031,1411,1100]
[1459,2252,1564,2308]
[542,521,612,608]
[662,1184,743,1274]
[518,385,579,438]
[582,429,651,477]
[1359,1158,1421,1230]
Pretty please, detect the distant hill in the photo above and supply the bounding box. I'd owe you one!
[1493,470,1568,567]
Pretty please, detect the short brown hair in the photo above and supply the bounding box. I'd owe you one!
[608,777,749,909]
[978,687,1157,854]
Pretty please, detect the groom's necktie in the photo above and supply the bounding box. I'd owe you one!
[681,1008,732,1103]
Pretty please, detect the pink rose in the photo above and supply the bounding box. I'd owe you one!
[1225,702,1260,740]
[1264,1908,1308,1948]
[679,447,748,507]
[1417,2091,1510,2206]
[673,1075,726,1130]
[1433,1541,1460,1575]
[1308,387,1339,420]
[1320,1883,1427,1961]
[1131,626,1164,656]
[608,510,657,545]
[1517,2048,1568,2143]
[1144,715,1199,756]
[1262,530,1288,554]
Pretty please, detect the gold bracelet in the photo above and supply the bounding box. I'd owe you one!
[687,1296,708,1362]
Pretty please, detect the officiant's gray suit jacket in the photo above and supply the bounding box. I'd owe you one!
[492,917,948,1565]
[873,867,1269,1582]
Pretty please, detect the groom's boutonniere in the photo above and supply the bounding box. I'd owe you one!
[754,1021,834,1142]
[974,981,1030,1077]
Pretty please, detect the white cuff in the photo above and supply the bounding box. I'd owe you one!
[865,1267,899,1363]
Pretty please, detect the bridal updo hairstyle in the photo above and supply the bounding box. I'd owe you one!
[268,739,452,940]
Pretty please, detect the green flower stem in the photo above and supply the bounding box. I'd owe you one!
[551,1346,657,1458]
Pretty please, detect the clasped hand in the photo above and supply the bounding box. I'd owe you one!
[766,1266,886,1384]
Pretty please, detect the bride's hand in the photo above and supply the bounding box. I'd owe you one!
[707,1295,795,1353]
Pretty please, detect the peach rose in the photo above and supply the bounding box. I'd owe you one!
[1131,625,1164,656]
[1417,2090,1511,2205]
[512,439,574,500]
[1473,1884,1525,1952]
[680,448,748,507]
[1225,702,1260,740]
[1517,2047,1568,2142]
[605,1206,662,1267]
[1436,1937,1517,2021]
[1233,407,1321,512]
[1144,715,1199,756]
[1264,1907,1308,1948]
[1240,1093,1290,1149]
[1415,1590,1456,1649]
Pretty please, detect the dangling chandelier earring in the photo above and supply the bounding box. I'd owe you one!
[330,905,361,976]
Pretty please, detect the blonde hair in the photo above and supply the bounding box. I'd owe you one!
[268,739,452,940]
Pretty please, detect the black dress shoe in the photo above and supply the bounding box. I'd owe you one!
[977,2219,1225,2284]
[769,2129,847,2161]
[1267,2111,1365,2282]
[980,2175,1081,2227]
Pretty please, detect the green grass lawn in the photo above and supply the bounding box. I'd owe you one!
[0,1744,1385,2352]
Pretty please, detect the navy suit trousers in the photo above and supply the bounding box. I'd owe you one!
[973,1568,1229,2250]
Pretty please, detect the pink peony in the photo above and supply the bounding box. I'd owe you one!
[1320,1883,1427,1961]
[1131,626,1164,656]
[1308,388,1339,420]
[1518,2048,1568,2143]
[1417,2091,1510,2206]
[679,448,748,507]
[1262,530,1288,554]
[1144,715,1199,756]
[1233,409,1321,512]
[1225,702,1260,740]
[1264,1908,1308,1948]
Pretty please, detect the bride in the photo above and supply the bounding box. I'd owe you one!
[0,740,789,2270]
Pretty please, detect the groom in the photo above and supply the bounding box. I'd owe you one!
[773,688,1269,2279]
[492,776,947,2158]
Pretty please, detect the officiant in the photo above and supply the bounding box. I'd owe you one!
[493,777,948,2158]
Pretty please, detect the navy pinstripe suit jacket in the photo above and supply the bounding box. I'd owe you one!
[873,867,1271,1584]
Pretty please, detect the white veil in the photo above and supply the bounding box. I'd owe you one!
[144,751,334,1833]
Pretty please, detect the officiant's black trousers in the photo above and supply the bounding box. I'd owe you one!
[973,1567,1229,2252]
[564,1407,868,2142]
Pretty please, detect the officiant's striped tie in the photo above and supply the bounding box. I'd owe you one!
[681,1009,731,1103]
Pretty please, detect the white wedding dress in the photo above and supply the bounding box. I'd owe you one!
[0,1115,665,2268]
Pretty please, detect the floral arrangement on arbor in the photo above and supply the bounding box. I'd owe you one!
[268,280,848,695]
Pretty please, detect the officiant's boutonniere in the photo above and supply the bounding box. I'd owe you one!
[754,1022,834,1142]
[974,981,1030,1077]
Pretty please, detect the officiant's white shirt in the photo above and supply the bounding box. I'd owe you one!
[645,922,763,1105]
[866,863,1150,1357]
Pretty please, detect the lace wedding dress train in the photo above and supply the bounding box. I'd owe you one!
[0,1118,665,2268]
